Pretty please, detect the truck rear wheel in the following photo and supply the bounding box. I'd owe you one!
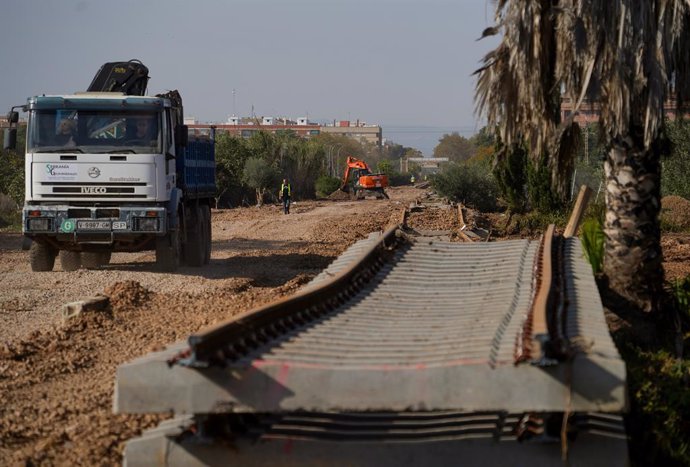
[184,205,205,267]
[156,230,181,272]
[29,242,57,272]
[201,205,211,265]
[59,250,81,272]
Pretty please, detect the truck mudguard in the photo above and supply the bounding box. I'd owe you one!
[166,187,183,230]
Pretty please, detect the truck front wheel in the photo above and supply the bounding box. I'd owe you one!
[82,252,110,269]
[156,230,181,272]
[29,242,57,272]
[59,250,81,272]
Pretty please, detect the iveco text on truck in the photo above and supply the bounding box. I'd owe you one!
[3,60,215,272]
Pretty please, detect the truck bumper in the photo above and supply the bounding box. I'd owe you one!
[23,204,167,248]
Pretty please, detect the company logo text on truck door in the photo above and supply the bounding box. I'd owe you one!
[45,163,77,180]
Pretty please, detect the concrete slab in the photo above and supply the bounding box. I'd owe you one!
[124,413,629,467]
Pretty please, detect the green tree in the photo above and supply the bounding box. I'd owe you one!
[280,137,324,199]
[475,1,690,313]
[469,126,496,149]
[242,157,279,206]
[215,132,251,204]
[433,132,475,163]
[376,160,393,175]
[246,130,281,164]
[0,124,26,205]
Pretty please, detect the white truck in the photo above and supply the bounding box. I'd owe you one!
[3,60,215,272]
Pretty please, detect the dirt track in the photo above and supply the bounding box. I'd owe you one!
[0,186,688,465]
[0,187,417,465]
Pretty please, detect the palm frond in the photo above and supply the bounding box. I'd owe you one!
[475,0,690,179]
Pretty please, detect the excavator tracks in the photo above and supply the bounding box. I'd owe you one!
[116,199,628,466]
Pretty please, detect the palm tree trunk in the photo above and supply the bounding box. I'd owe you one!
[603,137,663,313]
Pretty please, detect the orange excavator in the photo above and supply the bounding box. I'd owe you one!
[340,156,389,199]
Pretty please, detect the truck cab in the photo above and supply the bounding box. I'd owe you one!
[4,77,215,272]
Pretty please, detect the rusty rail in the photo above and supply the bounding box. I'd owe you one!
[173,225,403,367]
[514,224,571,365]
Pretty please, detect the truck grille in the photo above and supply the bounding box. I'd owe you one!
[39,182,147,199]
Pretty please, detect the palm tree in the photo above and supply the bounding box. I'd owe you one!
[475,0,690,313]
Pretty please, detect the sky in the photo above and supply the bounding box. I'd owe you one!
[0,0,499,155]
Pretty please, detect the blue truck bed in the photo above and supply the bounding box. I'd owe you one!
[177,138,216,198]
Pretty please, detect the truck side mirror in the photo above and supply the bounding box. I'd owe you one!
[3,128,17,151]
[7,111,19,124]
[175,124,188,147]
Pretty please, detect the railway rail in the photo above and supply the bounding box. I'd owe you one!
[116,197,627,466]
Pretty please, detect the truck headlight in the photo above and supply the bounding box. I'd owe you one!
[27,218,51,231]
[134,217,159,231]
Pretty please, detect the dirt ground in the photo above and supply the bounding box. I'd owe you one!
[0,186,417,466]
[0,187,688,466]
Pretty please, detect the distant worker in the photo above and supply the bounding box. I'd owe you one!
[279,178,291,214]
[410,175,416,184]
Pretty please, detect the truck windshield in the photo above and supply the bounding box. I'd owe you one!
[27,109,162,154]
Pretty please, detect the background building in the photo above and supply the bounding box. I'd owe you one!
[560,96,687,125]
[187,116,382,147]
[320,120,382,147]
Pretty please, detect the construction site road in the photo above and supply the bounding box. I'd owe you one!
[0,186,418,465]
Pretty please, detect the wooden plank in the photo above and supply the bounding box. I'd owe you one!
[564,185,592,238]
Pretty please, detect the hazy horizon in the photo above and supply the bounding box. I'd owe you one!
[1,0,499,155]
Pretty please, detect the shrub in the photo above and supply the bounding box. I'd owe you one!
[492,143,567,214]
[388,172,411,187]
[315,175,342,198]
[492,144,528,212]
[0,193,21,230]
[663,119,690,199]
[502,210,567,236]
[432,162,499,212]
[580,218,605,274]
[242,157,279,206]
[626,346,690,466]
[669,275,690,323]
[525,155,566,212]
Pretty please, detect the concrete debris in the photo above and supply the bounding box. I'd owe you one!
[61,295,110,322]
